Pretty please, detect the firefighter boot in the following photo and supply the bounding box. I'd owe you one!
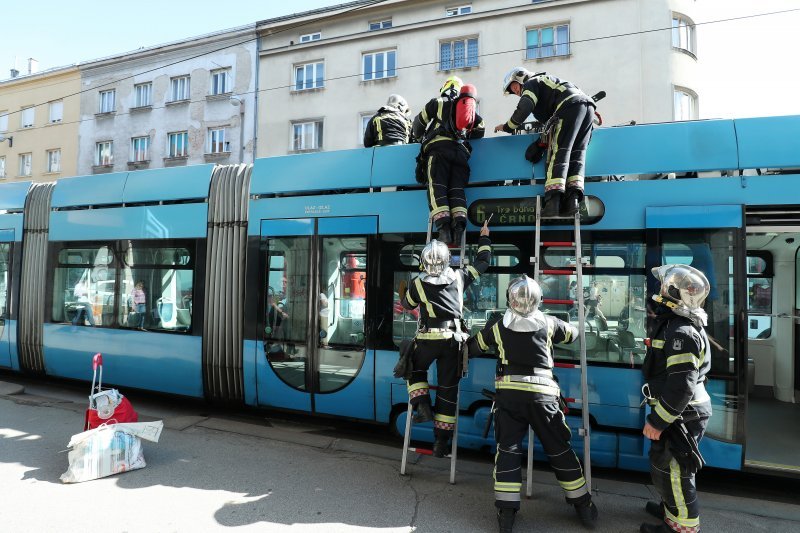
[574,500,598,530]
[436,219,453,245]
[497,508,516,533]
[540,191,563,218]
[561,188,583,217]
[639,523,671,533]
[645,501,664,520]
[452,219,466,247]
[432,435,450,458]
[414,402,434,423]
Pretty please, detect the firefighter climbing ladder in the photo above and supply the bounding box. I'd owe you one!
[526,195,592,497]
[400,218,468,485]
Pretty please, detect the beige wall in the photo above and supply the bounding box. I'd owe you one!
[0,67,81,182]
[256,0,700,157]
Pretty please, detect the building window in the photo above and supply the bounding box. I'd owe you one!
[526,24,570,59]
[99,90,116,114]
[19,153,32,176]
[672,14,696,56]
[369,19,392,31]
[300,32,321,43]
[363,49,397,81]
[440,37,479,70]
[170,76,190,102]
[673,88,698,121]
[0,111,7,132]
[446,5,472,16]
[96,141,113,166]
[131,137,150,162]
[134,83,152,107]
[167,131,189,158]
[46,149,61,173]
[360,113,372,146]
[210,68,231,95]
[49,101,63,123]
[294,62,325,91]
[208,128,228,154]
[21,107,35,128]
[0,157,6,179]
[292,121,323,151]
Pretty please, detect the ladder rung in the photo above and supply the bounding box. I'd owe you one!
[564,397,581,404]
[579,428,589,437]
[542,298,574,305]
[408,447,434,456]
[541,269,574,276]
[554,362,581,369]
[541,241,575,247]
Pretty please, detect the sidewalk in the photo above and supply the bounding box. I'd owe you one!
[1,379,798,532]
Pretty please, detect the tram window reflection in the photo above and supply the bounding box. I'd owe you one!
[51,245,116,327]
[0,243,9,319]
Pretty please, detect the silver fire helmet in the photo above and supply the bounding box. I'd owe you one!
[651,264,710,310]
[386,94,409,115]
[506,275,542,316]
[420,240,451,276]
[502,67,533,95]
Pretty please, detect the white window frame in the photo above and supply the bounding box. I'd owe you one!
[169,76,190,102]
[48,101,63,123]
[369,19,392,31]
[446,4,472,17]
[19,153,32,177]
[208,128,229,154]
[526,24,570,59]
[294,61,325,91]
[300,32,321,43]
[99,90,116,114]
[0,111,8,132]
[46,149,61,173]
[210,68,231,96]
[0,156,6,179]
[359,113,372,147]
[292,120,323,152]
[362,49,397,81]
[673,87,698,121]
[134,83,152,107]
[21,107,35,128]
[95,141,113,166]
[672,14,696,57]
[167,131,189,158]
[130,136,150,162]
[439,37,479,70]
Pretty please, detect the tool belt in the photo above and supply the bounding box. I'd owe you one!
[417,319,469,342]
[495,374,560,396]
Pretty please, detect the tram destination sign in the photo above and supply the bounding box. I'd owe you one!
[468,196,604,227]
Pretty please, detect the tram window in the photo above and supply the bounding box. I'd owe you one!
[118,243,194,332]
[544,243,645,269]
[0,243,9,319]
[746,253,772,339]
[51,245,117,327]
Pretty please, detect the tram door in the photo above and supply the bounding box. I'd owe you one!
[0,234,12,368]
[258,217,376,420]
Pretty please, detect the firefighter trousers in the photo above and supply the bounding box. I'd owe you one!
[407,337,461,438]
[494,390,590,510]
[649,417,708,532]
[424,143,471,228]
[544,102,595,193]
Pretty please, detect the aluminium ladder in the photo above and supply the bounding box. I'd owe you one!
[525,195,592,498]
[400,217,468,484]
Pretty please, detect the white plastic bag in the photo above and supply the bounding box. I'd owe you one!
[60,421,163,483]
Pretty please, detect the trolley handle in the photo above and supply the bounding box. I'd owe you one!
[92,353,103,370]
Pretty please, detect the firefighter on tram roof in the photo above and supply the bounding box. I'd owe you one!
[363,94,412,148]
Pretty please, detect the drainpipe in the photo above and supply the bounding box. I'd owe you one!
[252,27,261,162]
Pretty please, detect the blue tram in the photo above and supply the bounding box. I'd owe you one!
[1,115,799,476]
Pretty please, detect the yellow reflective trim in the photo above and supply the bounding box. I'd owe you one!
[665,509,699,528]
[563,326,572,343]
[415,278,436,318]
[554,93,579,113]
[666,353,700,368]
[506,118,518,129]
[655,401,678,424]
[468,265,480,279]
[416,331,450,340]
[421,107,429,123]
[451,206,468,215]
[477,331,489,351]
[492,323,507,364]
[434,413,457,423]
[495,382,560,395]
[426,135,453,146]
[436,99,444,121]
[426,155,439,210]
[522,89,538,106]
[669,458,691,522]
[652,339,665,348]
[545,119,563,187]
[478,245,491,254]
[540,76,566,92]
[494,482,522,491]
[374,117,383,141]
[566,174,583,184]
[558,477,586,491]
[405,288,417,307]
[407,382,429,393]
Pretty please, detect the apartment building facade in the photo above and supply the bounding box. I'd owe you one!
[256,0,701,157]
[0,65,81,182]
[76,25,257,176]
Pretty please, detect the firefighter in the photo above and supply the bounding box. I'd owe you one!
[398,220,492,457]
[494,67,596,218]
[412,76,486,245]
[363,94,412,147]
[641,264,712,533]
[467,275,598,532]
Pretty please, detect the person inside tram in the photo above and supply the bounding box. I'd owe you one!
[494,67,596,218]
[363,94,412,147]
[129,280,147,330]
[72,278,95,326]
[641,264,712,533]
[467,275,598,532]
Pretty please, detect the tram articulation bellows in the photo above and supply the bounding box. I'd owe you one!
[527,195,593,498]
[399,217,468,484]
